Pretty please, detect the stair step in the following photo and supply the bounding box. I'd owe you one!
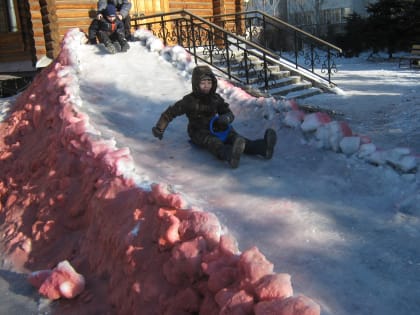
[254,76,301,88]
[282,87,323,100]
[192,46,324,99]
[269,81,313,96]
[215,63,282,76]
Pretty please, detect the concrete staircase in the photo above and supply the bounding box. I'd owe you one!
[196,47,323,100]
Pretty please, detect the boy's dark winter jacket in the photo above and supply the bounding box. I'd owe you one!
[96,17,124,36]
[155,66,234,137]
[88,16,125,44]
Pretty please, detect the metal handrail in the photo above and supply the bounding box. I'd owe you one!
[204,10,342,85]
[205,10,342,51]
[132,10,288,90]
[131,9,341,90]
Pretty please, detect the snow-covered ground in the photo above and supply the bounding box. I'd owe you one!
[1,29,419,315]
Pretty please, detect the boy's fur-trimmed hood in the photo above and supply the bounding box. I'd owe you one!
[191,65,217,96]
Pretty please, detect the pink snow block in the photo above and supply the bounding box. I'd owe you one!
[32,105,42,129]
[178,211,221,248]
[38,260,85,300]
[359,135,371,144]
[199,294,220,315]
[90,140,114,158]
[239,246,274,285]
[150,183,186,209]
[284,110,305,128]
[219,233,240,255]
[301,112,331,132]
[215,289,254,315]
[254,295,320,315]
[207,266,238,293]
[339,121,352,137]
[257,97,266,106]
[103,147,133,173]
[65,119,87,136]
[285,99,299,111]
[201,250,239,277]
[157,210,181,248]
[164,288,201,314]
[28,270,53,288]
[254,273,293,301]
[339,136,360,155]
[163,236,207,285]
[179,288,203,310]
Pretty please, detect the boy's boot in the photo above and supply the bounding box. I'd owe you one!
[243,128,277,159]
[263,128,277,159]
[117,33,130,52]
[104,41,117,54]
[218,137,246,168]
[121,40,130,52]
[99,32,116,54]
[88,37,97,45]
[113,41,122,52]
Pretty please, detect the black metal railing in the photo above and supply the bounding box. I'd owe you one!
[131,10,342,90]
[205,10,342,85]
[132,10,287,90]
[0,74,34,98]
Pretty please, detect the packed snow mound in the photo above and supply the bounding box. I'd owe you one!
[0,29,320,314]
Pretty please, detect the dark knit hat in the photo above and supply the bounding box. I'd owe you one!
[200,74,212,81]
[105,4,117,17]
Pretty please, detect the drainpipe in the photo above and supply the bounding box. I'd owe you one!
[7,0,18,32]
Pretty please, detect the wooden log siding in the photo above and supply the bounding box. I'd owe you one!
[168,1,213,16]
[27,0,95,60]
[54,1,97,58]
[132,0,170,16]
[27,0,44,58]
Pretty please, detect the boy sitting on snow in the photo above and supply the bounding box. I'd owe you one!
[96,0,132,40]
[87,4,130,54]
[152,65,277,168]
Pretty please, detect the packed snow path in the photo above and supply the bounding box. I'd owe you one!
[75,38,419,315]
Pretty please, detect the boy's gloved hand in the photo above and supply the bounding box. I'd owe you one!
[152,126,164,140]
[217,114,231,128]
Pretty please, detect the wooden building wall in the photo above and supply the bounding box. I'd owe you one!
[0,1,34,64]
[28,0,97,60]
[25,0,243,63]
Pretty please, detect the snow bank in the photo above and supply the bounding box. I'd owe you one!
[0,28,320,315]
[284,100,418,174]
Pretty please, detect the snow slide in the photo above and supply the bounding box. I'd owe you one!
[0,29,321,314]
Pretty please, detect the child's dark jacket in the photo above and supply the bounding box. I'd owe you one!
[155,66,234,138]
[93,17,125,37]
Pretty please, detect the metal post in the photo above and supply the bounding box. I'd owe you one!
[190,15,198,64]
[160,15,167,46]
[7,0,18,32]
[224,32,231,79]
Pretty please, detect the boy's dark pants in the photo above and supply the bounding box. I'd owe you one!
[98,31,126,45]
[188,128,266,160]
[88,17,131,43]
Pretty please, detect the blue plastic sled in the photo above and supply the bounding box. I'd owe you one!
[210,115,232,143]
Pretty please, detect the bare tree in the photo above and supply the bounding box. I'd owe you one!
[246,0,284,17]
[288,0,326,35]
